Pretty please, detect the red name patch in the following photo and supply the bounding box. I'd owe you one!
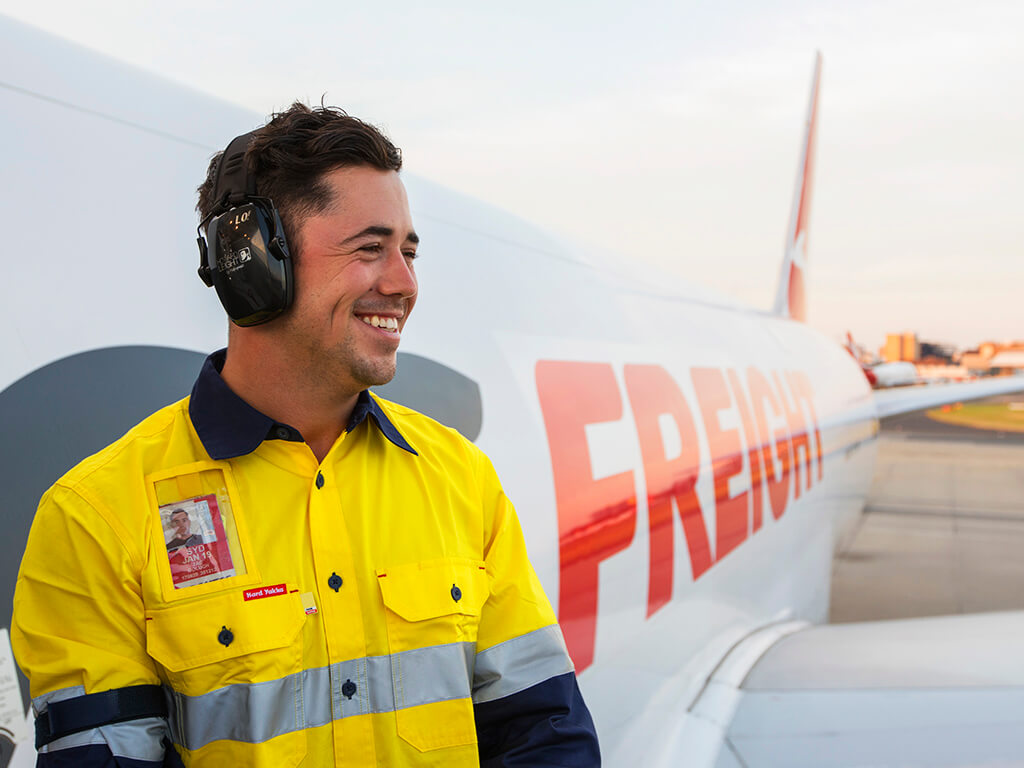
[243,583,286,601]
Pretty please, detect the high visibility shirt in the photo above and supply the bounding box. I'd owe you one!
[13,349,599,767]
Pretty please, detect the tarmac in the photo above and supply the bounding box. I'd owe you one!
[829,393,1024,623]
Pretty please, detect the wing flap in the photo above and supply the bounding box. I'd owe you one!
[742,611,1024,689]
[723,612,1024,767]
[729,689,1024,767]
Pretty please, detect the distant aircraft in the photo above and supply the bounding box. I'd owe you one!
[3,16,1024,767]
[845,332,920,388]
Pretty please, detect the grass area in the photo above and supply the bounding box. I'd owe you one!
[926,401,1024,433]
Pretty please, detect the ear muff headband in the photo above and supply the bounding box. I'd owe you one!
[196,131,293,327]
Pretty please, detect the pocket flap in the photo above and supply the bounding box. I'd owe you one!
[147,588,305,671]
[377,559,488,622]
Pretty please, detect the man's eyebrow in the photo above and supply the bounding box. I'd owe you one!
[342,226,420,245]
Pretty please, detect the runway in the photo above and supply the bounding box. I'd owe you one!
[830,394,1024,623]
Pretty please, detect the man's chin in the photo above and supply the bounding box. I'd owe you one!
[354,358,398,389]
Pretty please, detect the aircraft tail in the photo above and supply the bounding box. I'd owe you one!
[772,52,822,323]
[844,331,857,358]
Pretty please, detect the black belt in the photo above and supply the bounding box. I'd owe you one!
[35,684,167,749]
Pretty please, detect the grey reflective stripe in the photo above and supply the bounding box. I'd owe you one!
[33,685,168,761]
[32,684,86,715]
[391,641,476,710]
[169,641,475,751]
[39,718,169,761]
[472,624,575,704]
[168,670,305,750]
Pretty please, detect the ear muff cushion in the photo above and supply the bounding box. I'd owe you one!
[206,200,291,326]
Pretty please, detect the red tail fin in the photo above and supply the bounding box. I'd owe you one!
[773,53,821,323]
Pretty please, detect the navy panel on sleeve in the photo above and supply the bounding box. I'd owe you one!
[474,671,600,767]
[37,737,183,768]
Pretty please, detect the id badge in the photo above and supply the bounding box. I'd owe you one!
[160,494,236,588]
[147,462,259,599]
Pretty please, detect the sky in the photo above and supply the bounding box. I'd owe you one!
[3,0,1021,351]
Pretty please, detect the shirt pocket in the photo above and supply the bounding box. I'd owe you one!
[146,461,263,601]
[377,557,489,752]
[146,589,307,768]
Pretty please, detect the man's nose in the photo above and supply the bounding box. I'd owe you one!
[378,248,417,298]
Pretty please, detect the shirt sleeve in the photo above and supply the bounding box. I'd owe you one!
[12,484,178,767]
[471,452,600,766]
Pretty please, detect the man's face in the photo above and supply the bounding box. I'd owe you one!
[274,166,418,393]
[171,511,190,537]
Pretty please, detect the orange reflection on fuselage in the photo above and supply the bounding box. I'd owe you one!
[536,361,637,673]
[536,361,822,671]
[625,364,709,618]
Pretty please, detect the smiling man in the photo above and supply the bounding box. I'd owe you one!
[218,162,420,463]
[13,104,599,767]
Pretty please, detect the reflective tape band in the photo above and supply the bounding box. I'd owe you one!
[33,629,572,755]
[391,641,476,710]
[33,685,168,761]
[472,624,575,704]
[168,671,304,750]
[169,641,476,751]
[39,717,170,761]
[36,684,167,748]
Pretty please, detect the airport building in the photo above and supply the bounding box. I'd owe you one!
[883,332,919,363]
[874,334,1024,381]
[945,341,1024,374]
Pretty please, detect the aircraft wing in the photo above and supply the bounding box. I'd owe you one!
[873,375,1024,418]
[708,612,1024,767]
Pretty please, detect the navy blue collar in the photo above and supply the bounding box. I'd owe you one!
[189,349,417,460]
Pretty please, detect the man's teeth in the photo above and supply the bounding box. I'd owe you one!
[360,315,399,331]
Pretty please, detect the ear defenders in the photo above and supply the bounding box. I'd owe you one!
[196,131,293,326]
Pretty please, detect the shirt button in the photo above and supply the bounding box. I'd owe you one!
[218,626,234,647]
[315,472,325,489]
[275,426,290,439]
[450,584,462,602]
[342,679,357,699]
[328,572,343,592]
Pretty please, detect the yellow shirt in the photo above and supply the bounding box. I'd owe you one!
[13,350,587,767]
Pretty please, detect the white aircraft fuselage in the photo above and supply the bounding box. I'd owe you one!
[4,17,1022,768]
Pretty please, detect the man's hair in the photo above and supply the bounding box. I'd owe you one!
[197,102,402,253]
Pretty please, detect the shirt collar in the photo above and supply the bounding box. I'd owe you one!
[189,348,417,460]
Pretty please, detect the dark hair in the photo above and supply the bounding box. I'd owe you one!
[197,102,402,253]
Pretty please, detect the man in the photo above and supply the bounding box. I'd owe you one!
[165,509,203,550]
[12,104,599,766]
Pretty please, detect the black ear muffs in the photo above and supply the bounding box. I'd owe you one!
[196,131,293,326]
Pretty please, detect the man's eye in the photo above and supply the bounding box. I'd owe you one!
[403,250,419,260]
[361,243,382,253]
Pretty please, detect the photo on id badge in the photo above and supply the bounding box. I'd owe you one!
[160,495,236,588]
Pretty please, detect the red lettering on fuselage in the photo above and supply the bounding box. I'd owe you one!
[774,371,811,499]
[536,361,638,672]
[789,370,824,482]
[537,361,824,671]
[691,368,748,563]
[747,367,791,520]
[727,368,765,533]
[624,364,709,617]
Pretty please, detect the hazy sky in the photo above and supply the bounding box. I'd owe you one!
[3,0,1021,351]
